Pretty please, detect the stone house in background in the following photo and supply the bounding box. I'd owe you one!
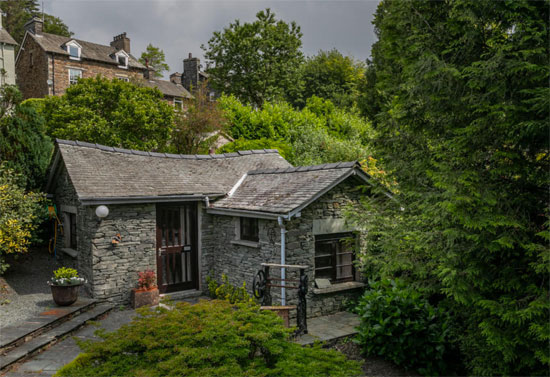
[0,10,17,87]
[15,17,192,106]
[46,139,371,318]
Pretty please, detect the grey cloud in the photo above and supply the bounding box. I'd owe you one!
[46,0,379,78]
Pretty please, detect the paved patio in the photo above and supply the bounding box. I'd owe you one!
[296,311,359,345]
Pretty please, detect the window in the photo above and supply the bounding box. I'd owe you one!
[64,212,77,250]
[240,217,259,242]
[116,76,129,82]
[174,98,183,110]
[66,41,81,60]
[117,55,128,68]
[68,69,82,85]
[314,233,355,283]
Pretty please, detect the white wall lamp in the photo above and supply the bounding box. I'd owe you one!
[95,205,109,220]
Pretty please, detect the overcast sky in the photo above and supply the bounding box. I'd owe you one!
[44,0,380,79]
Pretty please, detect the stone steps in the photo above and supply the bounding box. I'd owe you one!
[0,303,112,372]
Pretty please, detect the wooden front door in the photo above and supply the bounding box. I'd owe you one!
[156,204,198,293]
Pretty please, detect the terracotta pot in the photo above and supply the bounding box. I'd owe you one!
[50,284,81,306]
[131,288,159,309]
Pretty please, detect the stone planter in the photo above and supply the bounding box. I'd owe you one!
[50,284,82,306]
[131,288,159,309]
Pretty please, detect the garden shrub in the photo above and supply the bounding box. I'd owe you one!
[206,273,253,304]
[56,300,361,377]
[355,279,451,376]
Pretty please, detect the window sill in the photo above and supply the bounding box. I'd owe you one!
[230,239,260,249]
[61,247,78,258]
[312,281,364,295]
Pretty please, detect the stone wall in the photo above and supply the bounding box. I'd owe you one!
[16,35,49,99]
[48,55,144,96]
[51,163,93,293]
[86,204,156,303]
[202,177,366,318]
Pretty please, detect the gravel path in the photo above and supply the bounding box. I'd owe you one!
[0,248,89,328]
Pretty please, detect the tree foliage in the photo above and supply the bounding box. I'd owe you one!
[0,86,53,189]
[56,300,361,377]
[0,164,45,274]
[2,0,72,43]
[203,9,304,107]
[218,95,373,166]
[170,83,227,154]
[34,77,174,151]
[294,49,364,109]
[352,1,549,375]
[139,43,170,78]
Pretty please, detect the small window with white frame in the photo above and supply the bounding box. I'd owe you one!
[174,98,183,110]
[68,69,82,85]
[65,40,82,60]
[115,51,129,69]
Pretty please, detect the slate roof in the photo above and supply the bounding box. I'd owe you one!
[141,79,192,99]
[0,28,17,45]
[49,139,291,203]
[211,162,367,215]
[29,32,145,69]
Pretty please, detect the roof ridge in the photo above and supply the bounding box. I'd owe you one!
[55,139,280,160]
[247,161,359,175]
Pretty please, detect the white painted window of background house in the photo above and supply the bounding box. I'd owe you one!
[174,98,183,110]
[66,41,82,60]
[117,55,128,68]
[68,69,82,85]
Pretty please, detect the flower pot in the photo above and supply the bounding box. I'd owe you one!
[131,288,159,309]
[50,284,82,306]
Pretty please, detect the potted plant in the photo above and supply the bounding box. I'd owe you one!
[131,270,159,309]
[49,267,86,306]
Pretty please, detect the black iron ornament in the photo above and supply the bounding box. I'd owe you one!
[267,227,277,245]
[252,263,308,336]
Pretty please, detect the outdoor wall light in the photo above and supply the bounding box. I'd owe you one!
[95,205,109,219]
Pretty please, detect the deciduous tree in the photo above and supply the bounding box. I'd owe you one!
[203,9,303,107]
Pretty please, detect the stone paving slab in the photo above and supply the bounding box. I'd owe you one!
[295,311,360,346]
[5,310,136,377]
[0,299,96,349]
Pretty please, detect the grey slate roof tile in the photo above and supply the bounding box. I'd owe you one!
[54,139,290,199]
[212,164,359,214]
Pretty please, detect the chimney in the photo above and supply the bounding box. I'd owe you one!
[24,17,43,36]
[144,68,156,80]
[110,32,130,53]
[170,72,182,85]
[183,52,200,92]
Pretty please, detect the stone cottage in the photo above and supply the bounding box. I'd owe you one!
[46,139,371,317]
[15,17,192,106]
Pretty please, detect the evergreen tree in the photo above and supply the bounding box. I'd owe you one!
[139,44,170,78]
[354,1,549,374]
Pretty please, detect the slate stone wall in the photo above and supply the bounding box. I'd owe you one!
[85,204,156,303]
[202,177,366,318]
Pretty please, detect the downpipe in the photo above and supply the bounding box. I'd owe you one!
[278,216,286,305]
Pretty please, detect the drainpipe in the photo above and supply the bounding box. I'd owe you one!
[204,196,210,208]
[278,216,286,305]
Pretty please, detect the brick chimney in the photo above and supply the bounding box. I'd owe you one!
[24,17,43,36]
[110,32,130,53]
[170,72,182,85]
[183,52,200,92]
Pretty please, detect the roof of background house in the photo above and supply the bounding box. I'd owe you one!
[28,32,145,69]
[210,162,370,216]
[0,29,17,45]
[141,78,193,99]
[47,139,291,204]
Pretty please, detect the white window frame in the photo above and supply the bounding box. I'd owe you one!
[65,40,82,61]
[115,50,129,69]
[68,69,82,85]
[174,98,183,110]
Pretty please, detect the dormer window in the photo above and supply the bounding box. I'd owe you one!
[115,51,129,69]
[65,40,82,60]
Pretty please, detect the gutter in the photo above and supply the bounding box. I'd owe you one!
[79,194,224,206]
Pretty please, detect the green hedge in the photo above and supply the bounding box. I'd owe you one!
[56,300,361,377]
